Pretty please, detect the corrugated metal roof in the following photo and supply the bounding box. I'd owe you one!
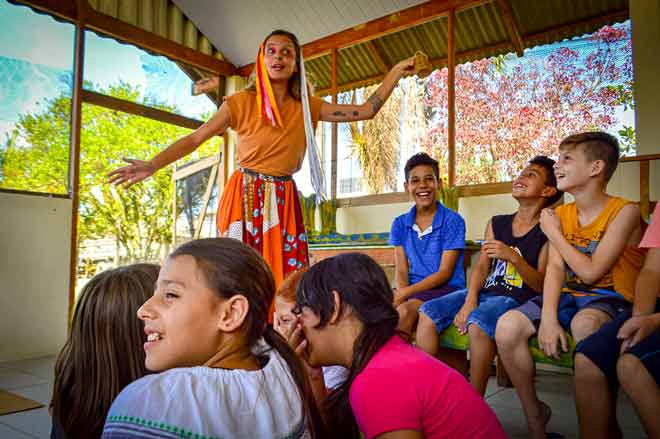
[310,0,629,94]
[87,0,225,61]
[85,0,224,103]
[174,0,428,66]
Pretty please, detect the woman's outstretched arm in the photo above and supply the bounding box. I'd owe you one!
[108,102,231,187]
[318,56,415,123]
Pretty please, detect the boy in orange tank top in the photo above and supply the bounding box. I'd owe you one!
[495,132,645,439]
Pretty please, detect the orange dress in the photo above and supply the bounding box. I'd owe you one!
[217,91,324,288]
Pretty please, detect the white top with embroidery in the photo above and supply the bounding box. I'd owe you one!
[102,340,310,439]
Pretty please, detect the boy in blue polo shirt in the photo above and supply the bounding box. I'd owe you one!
[389,153,466,335]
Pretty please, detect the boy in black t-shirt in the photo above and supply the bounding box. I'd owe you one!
[415,156,562,395]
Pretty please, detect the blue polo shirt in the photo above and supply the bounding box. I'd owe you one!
[389,201,466,288]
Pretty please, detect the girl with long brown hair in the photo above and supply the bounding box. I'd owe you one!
[102,238,324,438]
[108,29,414,294]
[50,263,159,439]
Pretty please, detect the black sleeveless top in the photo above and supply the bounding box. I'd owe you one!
[482,214,547,304]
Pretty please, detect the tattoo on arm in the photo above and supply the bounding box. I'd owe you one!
[367,93,384,114]
[332,110,346,117]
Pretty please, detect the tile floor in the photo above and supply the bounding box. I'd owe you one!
[0,356,648,438]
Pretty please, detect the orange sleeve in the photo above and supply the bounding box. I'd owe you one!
[224,91,257,131]
[224,92,239,129]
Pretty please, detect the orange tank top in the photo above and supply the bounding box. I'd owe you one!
[225,90,325,177]
[556,196,645,302]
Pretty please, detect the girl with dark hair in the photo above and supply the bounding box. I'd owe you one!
[294,253,506,439]
[50,263,160,439]
[102,238,324,438]
[274,268,348,403]
[108,29,414,292]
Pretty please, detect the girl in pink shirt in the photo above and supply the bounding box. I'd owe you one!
[293,253,506,439]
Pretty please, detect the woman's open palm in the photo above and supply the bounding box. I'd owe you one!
[107,158,155,188]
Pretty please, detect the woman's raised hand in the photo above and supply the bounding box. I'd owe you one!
[394,55,416,77]
[107,158,156,188]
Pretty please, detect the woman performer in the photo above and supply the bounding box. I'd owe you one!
[108,29,414,287]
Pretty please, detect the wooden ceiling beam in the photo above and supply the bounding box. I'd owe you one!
[315,7,630,95]
[365,41,390,73]
[236,0,491,76]
[496,0,524,56]
[316,41,510,95]
[302,0,489,57]
[82,89,204,130]
[84,8,236,76]
[524,9,629,43]
[14,0,236,76]
[13,0,78,22]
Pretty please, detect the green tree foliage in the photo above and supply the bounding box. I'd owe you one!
[1,81,220,263]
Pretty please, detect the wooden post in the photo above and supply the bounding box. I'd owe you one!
[194,160,220,239]
[67,3,86,324]
[447,9,456,187]
[172,175,178,246]
[497,0,524,56]
[331,48,338,199]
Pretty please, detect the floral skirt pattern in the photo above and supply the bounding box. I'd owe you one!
[217,170,308,290]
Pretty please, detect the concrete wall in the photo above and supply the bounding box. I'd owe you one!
[0,192,71,362]
[631,0,660,200]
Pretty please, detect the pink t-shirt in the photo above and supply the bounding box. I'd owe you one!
[349,336,506,439]
[640,204,660,249]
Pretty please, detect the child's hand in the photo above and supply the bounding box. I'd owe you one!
[273,312,295,340]
[539,318,568,359]
[540,208,562,240]
[453,301,477,334]
[482,240,519,263]
[288,322,324,378]
[288,322,307,356]
[393,287,409,307]
[618,314,660,352]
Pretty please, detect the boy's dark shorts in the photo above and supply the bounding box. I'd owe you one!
[515,293,630,330]
[576,301,660,384]
[625,329,660,386]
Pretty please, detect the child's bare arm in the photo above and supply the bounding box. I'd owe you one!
[514,242,548,293]
[454,221,492,333]
[482,240,548,293]
[393,246,410,290]
[467,220,495,300]
[541,204,641,285]
[539,243,569,358]
[395,250,460,303]
[632,248,660,316]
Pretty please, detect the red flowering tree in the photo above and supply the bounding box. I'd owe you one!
[424,22,633,184]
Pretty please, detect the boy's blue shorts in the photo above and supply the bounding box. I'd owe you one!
[419,288,523,338]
